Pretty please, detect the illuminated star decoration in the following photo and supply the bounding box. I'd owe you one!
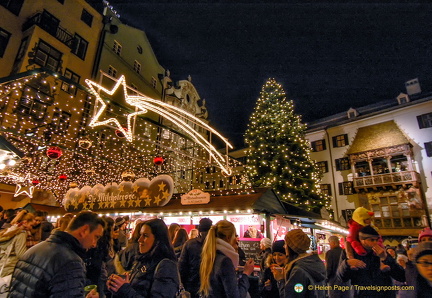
[14,174,35,198]
[85,75,146,142]
[85,74,234,176]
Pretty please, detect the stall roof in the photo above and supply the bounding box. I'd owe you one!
[280,202,322,220]
[22,203,66,216]
[140,188,286,215]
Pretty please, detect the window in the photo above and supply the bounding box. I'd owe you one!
[57,0,65,3]
[72,34,88,60]
[33,40,62,72]
[319,184,332,196]
[51,108,71,135]
[108,65,117,78]
[335,157,350,171]
[61,69,80,95]
[316,161,328,173]
[338,181,353,195]
[425,142,432,157]
[417,112,432,129]
[311,139,326,152]
[0,0,24,15]
[137,45,143,54]
[80,9,93,27]
[133,60,141,74]
[112,40,122,55]
[0,27,11,57]
[17,88,52,120]
[371,195,422,229]
[151,77,157,88]
[332,134,349,147]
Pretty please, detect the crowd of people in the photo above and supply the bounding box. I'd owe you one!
[0,205,431,297]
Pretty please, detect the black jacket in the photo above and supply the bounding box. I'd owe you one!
[178,234,206,298]
[9,230,87,298]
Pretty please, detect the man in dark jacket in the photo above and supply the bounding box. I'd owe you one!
[337,225,405,298]
[178,217,212,298]
[325,236,350,298]
[9,211,105,297]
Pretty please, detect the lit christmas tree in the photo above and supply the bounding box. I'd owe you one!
[244,78,331,213]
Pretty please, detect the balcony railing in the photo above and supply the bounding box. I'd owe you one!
[353,171,420,189]
[22,13,74,48]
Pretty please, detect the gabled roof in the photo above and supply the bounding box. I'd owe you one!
[347,120,410,155]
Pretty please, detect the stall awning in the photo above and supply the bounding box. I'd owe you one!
[347,120,410,155]
[22,203,66,216]
[0,135,24,158]
[280,202,322,220]
[140,188,286,215]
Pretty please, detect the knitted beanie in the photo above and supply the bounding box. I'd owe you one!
[359,225,380,239]
[285,229,310,254]
[272,240,286,254]
[418,227,432,242]
[414,241,432,261]
[260,238,272,248]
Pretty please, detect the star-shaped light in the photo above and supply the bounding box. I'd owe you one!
[14,174,34,198]
[87,73,234,175]
[85,75,147,142]
[158,182,166,191]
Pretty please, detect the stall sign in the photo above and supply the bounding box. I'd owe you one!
[62,175,174,212]
[164,216,191,225]
[226,215,261,224]
[191,216,224,225]
[239,240,261,266]
[181,189,210,205]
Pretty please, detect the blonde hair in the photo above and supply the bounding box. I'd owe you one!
[199,220,236,297]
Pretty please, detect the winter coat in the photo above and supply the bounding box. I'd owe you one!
[114,256,179,298]
[337,249,405,298]
[204,250,250,298]
[0,229,27,277]
[259,248,272,273]
[178,234,206,298]
[8,230,87,298]
[278,253,326,298]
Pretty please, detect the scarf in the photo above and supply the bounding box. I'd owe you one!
[216,238,239,268]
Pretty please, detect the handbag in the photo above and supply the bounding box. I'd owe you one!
[0,237,15,298]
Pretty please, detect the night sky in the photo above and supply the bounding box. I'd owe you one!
[107,1,432,148]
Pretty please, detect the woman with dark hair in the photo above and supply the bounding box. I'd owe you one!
[107,218,180,297]
[173,228,188,258]
[118,221,145,271]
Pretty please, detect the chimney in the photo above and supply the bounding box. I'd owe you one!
[405,78,421,96]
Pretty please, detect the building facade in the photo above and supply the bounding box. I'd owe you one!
[306,80,432,237]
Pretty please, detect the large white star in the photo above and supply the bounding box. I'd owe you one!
[14,174,34,198]
[85,75,147,142]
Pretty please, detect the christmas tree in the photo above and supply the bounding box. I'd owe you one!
[244,78,330,213]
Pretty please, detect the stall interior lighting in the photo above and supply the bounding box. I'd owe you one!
[316,221,348,235]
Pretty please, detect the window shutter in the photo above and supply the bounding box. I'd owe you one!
[322,140,327,150]
[344,134,349,145]
[338,183,343,195]
[425,142,432,157]
[332,136,337,147]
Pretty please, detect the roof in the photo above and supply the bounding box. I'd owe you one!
[140,188,287,215]
[280,201,322,220]
[347,120,410,155]
[306,93,432,132]
[22,203,66,216]
[0,135,24,158]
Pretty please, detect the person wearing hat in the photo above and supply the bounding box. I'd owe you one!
[337,225,405,298]
[403,227,432,295]
[178,218,213,298]
[272,229,326,297]
[259,240,286,298]
[259,237,272,273]
[418,227,432,243]
[410,241,432,297]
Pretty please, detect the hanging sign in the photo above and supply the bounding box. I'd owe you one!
[181,189,210,205]
[63,175,174,212]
